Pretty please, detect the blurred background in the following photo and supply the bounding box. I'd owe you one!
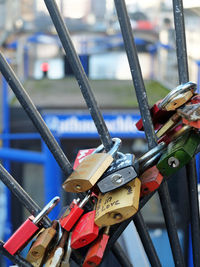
[0,0,200,266]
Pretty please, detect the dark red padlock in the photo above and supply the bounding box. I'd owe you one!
[3,196,60,255]
[83,227,110,267]
[190,94,200,104]
[158,124,183,145]
[140,166,163,197]
[59,194,90,232]
[136,100,174,131]
[71,210,99,249]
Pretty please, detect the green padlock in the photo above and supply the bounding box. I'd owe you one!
[157,131,200,177]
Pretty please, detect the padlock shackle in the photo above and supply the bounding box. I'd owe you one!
[138,142,166,166]
[65,232,72,263]
[159,81,196,109]
[139,152,162,173]
[79,194,91,208]
[92,138,121,156]
[33,196,60,224]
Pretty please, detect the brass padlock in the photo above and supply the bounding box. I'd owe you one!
[156,113,181,138]
[26,221,58,267]
[164,90,194,111]
[94,178,141,227]
[62,138,121,193]
[45,230,68,267]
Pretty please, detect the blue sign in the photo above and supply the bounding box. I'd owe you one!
[43,112,144,138]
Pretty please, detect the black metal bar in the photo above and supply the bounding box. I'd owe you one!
[43,0,113,152]
[134,213,162,267]
[172,1,200,265]
[0,164,51,228]
[0,52,73,176]
[0,241,33,267]
[111,241,133,267]
[158,181,185,266]
[172,0,189,83]
[114,0,157,149]
[186,160,200,266]
[112,1,185,266]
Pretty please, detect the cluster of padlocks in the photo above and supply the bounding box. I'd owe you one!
[3,81,200,266]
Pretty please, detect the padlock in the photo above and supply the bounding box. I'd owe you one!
[157,131,200,177]
[97,152,138,193]
[156,113,181,138]
[45,230,68,267]
[182,118,200,129]
[62,138,121,193]
[178,103,200,121]
[95,178,141,227]
[140,166,163,197]
[164,90,194,111]
[71,203,99,249]
[3,196,60,255]
[158,124,191,145]
[60,232,72,267]
[59,194,91,232]
[190,94,200,104]
[82,226,110,267]
[73,148,95,169]
[26,221,58,267]
[136,100,175,131]
[158,82,197,110]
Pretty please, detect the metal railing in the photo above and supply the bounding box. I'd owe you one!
[0,0,199,266]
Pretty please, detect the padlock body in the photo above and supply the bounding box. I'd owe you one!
[83,234,109,267]
[157,131,200,177]
[73,149,95,169]
[4,216,39,255]
[63,153,113,193]
[101,153,135,178]
[182,118,200,129]
[98,166,138,193]
[26,226,56,265]
[140,166,163,197]
[95,178,141,227]
[136,101,174,131]
[59,201,84,231]
[164,90,193,111]
[71,211,99,249]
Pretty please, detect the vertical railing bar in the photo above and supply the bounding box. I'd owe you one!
[186,160,200,266]
[0,52,73,177]
[112,1,185,266]
[172,0,189,83]
[44,0,113,152]
[0,241,33,267]
[133,213,162,267]
[172,0,200,265]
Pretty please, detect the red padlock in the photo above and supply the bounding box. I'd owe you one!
[182,118,200,129]
[136,100,174,131]
[157,124,183,145]
[71,210,99,249]
[3,196,60,255]
[59,194,91,232]
[83,227,110,267]
[140,166,163,197]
